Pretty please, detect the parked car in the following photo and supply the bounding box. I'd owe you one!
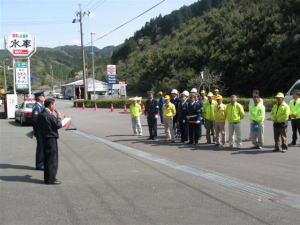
[56,94,64,99]
[285,79,300,102]
[15,99,35,126]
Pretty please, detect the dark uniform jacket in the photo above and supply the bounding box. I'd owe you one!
[32,102,44,134]
[188,102,202,122]
[145,98,159,118]
[158,97,165,110]
[38,108,62,139]
[171,97,180,121]
[178,100,189,122]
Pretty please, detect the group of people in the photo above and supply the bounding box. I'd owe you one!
[32,91,62,184]
[129,88,300,152]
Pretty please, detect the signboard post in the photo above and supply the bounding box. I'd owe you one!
[5,32,36,97]
[107,65,117,95]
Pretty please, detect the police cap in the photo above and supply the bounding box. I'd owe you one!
[33,91,44,97]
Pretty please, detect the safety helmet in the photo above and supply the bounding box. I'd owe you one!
[275,92,284,98]
[200,90,206,94]
[171,89,178,94]
[190,88,198,93]
[214,88,220,93]
[181,90,189,97]
[215,95,223,100]
[164,95,171,100]
[207,92,214,97]
[158,91,163,96]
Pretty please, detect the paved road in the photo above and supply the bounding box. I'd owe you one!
[57,100,300,196]
[1,102,300,225]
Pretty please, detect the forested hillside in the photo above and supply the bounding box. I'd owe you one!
[111,0,300,96]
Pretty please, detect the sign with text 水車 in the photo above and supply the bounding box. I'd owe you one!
[15,62,29,89]
[6,32,35,57]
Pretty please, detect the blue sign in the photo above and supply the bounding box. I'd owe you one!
[107,74,116,84]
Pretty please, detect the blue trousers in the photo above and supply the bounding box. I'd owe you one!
[35,133,44,169]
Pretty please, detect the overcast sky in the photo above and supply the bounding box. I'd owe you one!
[1,0,198,49]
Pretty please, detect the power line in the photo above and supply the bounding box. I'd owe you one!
[82,0,96,10]
[87,0,167,45]
[88,0,107,12]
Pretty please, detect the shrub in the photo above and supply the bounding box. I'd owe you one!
[74,98,276,111]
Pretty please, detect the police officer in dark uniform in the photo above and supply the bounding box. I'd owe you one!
[38,98,62,184]
[196,94,203,139]
[177,91,190,143]
[145,91,159,140]
[187,93,202,145]
[32,91,45,170]
[171,89,180,138]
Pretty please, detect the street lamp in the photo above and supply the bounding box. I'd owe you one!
[90,32,96,100]
[0,59,8,91]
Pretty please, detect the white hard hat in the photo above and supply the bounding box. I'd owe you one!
[182,90,189,97]
[190,88,198,93]
[171,89,178,94]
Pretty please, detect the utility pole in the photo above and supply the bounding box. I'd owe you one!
[3,60,7,91]
[91,32,96,100]
[50,64,54,94]
[73,5,90,100]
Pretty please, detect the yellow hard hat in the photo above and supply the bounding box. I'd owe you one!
[214,89,220,92]
[275,92,285,98]
[215,95,223,100]
[207,92,214,97]
[158,91,163,96]
[200,90,206,94]
[164,95,170,100]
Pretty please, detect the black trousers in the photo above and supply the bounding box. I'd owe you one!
[189,123,200,143]
[291,119,300,143]
[147,117,157,138]
[179,121,188,142]
[44,138,58,183]
[35,133,44,169]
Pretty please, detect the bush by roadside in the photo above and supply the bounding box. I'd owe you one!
[74,98,276,112]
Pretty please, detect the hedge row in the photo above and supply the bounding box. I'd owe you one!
[74,98,277,112]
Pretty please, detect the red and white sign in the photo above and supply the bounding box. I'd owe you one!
[6,32,35,57]
[119,81,126,85]
[107,65,116,75]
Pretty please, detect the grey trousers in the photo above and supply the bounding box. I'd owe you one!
[228,122,242,147]
[164,117,175,140]
[131,117,142,135]
[215,122,226,145]
[250,123,264,147]
[205,119,215,143]
[273,125,288,150]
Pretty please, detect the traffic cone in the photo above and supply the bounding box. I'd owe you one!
[142,104,145,115]
[82,102,86,110]
[75,102,78,109]
[123,104,128,113]
[94,102,98,111]
[63,115,70,128]
[110,104,114,112]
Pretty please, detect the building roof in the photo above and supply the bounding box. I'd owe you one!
[62,78,107,87]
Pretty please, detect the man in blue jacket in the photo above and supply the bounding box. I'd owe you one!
[187,93,202,145]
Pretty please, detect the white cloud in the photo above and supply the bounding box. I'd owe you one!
[71,39,80,45]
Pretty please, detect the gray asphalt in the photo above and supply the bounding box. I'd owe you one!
[1,102,300,225]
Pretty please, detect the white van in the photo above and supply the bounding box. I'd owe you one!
[285,79,300,102]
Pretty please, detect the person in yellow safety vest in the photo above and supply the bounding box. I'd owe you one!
[271,92,290,153]
[203,92,217,144]
[289,89,300,146]
[200,90,208,104]
[249,96,265,150]
[226,95,245,149]
[129,97,142,136]
[214,95,227,148]
[163,95,176,143]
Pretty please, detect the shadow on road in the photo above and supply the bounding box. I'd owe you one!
[0,164,35,170]
[0,175,43,184]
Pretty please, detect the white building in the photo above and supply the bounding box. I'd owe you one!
[61,78,108,99]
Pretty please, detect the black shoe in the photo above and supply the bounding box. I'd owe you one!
[147,137,153,140]
[194,141,198,145]
[273,149,280,152]
[289,142,296,146]
[45,180,61,185]
[188,141,193,145]
[36,167,44,171]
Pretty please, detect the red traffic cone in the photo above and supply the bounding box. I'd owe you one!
[110,104,114,112]
[123,104,128,113]
[75,102,78,109]
[63,115,70,128]
[82,102,86,110]
[94,102,98,111]
[142,104,145,115]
